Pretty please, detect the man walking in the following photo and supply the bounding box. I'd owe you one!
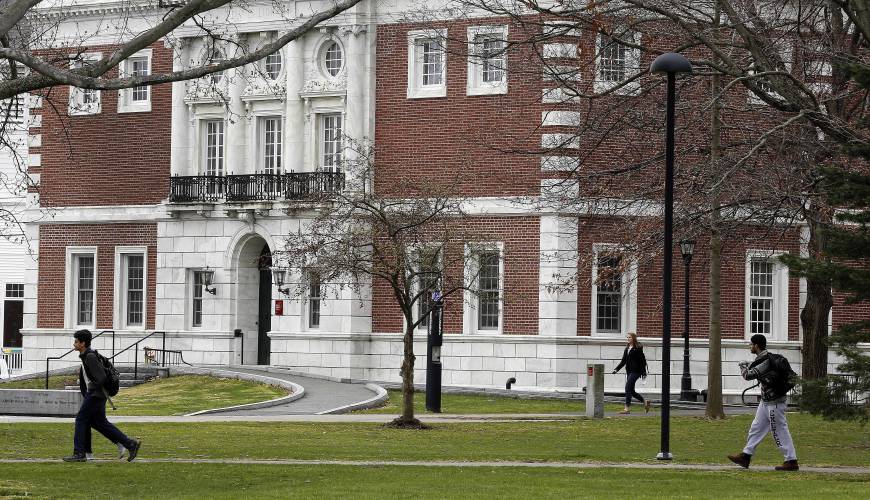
[63,329,141,462]
[728,334,798,471]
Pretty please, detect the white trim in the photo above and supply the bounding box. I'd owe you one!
[113,246,148,331]
[407,28,448,99]
[199,118,226,175]
[593,32,641,95]
[744,249,789,341]
[463,242,505,335]
[466,25,508,96]
[316,37,346,80]
[65,247,98,329]
[404,244,443,333]
[590,243,637,336]
[117,49,152,113]
[68,53,102,116]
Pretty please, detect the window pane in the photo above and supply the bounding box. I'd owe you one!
[265,52,282,80]
[321,114,342,171]
[749,258,775,335]
[5,283,24,298]
[262,117,282,174]
[77,256,94,325]
[192,271,204,327]
[596,255,622,333]
[421,40,443,86]
[130,57,149,101]
[324,42,343,77]
[205,120,224,176]
[126,255,144,326]
[477,250,500,330]
[309,276,321,328]
[478,35,505,83]
[598,35,629,83]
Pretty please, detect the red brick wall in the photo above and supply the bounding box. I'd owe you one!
[30,41,171,207]
[371,217,541,335]
[38,223,158,329]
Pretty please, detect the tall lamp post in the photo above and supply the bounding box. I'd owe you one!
[679,239,697,402]
[650,52,692,461]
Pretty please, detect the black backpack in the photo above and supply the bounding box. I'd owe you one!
[94,351,121,397]
[768,353,798,395]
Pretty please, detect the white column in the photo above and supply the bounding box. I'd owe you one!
[538,215,579,336]
[284,40,305,172]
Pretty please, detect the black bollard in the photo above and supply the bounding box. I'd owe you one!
[425,294,444,413]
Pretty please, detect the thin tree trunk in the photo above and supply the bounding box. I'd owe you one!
[395,323,420,425]
[705,6,726,419]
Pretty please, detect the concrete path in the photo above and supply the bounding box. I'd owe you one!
[0,457,866,474]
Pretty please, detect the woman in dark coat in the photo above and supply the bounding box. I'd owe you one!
[612,332,651,414]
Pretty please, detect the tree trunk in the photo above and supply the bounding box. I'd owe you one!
[801,216,833,379]
[705,14,726,419]
[392,323,421,427]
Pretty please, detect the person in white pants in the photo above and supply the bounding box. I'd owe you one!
[728,334,799,471]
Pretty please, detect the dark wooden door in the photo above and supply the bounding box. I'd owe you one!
[3,300,23,348]
[257,245,272,365]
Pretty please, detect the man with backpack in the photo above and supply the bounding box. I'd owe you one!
[63,329,141,462]
[728,334,799,471]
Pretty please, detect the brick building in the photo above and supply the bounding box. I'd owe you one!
[18,0,869,400]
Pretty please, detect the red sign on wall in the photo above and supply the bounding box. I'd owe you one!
[274,300,284,316]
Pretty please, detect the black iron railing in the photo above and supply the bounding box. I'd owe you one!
[45,330,115,389]
[170,172,344,203]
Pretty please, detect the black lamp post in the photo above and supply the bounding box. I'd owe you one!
[679,239,697,402]
[650,52,692,461]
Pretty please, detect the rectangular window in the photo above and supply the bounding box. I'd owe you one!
[76,255,95,326]
[192,271,205,328]
[595,255,622,333]
[260,117,282,174]
[594,32,640,94]
[68,55,101,115]
[748,258,774,335]
[477,250,501,330]
[124,254,145,327]
[319,114,342,172]
[467,26,508,95]
[408,29,447,99]
[415,251,441,330]
[5,283,24,298]
[308,275,321,329]
[130,57,150,102]
[203,120,224,176]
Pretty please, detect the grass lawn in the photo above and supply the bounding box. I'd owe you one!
[3,414,868,467]
[1,375,288,416]
[357,389,625,414]
[1,463,867,499]
[1,374,78,390]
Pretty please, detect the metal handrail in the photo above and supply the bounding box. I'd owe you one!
[45,330,115,389]
[143,346,193,367]
[109,331,166,381]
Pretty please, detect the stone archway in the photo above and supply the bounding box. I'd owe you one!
[232,234,272,365]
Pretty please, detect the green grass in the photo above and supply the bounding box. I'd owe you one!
[109,375,288,416]
[357,389,625,414]
[2,414,868,467]
[0,464,867,499]
[0,374,78,390]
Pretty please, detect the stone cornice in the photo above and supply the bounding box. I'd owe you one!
[35,0,160,20]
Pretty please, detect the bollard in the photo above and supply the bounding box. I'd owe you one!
[233,329,244,365]
[586,363,604,418]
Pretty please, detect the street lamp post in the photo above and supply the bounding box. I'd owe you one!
[650,52,692,461]
[679,239,697,402]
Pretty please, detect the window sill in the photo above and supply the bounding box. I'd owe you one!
[118,103,152,114]
[407,86,447,99]
[467,84,508,96]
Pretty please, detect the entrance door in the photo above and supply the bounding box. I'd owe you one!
[257,245,272,365]
[3,300,23,348]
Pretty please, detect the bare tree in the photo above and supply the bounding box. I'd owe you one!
[276,144,492,427]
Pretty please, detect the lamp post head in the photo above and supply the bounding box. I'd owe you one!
[650,53,693,75]
[679,239,696,262]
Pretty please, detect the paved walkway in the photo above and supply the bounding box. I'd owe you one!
[0,457,866,474]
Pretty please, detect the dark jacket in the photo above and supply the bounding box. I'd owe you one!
[614,346,647,376]
[742,350,787,402]
[78,348,107,399]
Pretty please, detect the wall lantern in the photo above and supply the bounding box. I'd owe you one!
[200,268,216,295]
[272,268,291,296]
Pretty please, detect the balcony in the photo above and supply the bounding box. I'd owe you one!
[169,172,344,204]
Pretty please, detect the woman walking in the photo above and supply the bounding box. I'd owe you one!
[612,332,651,414]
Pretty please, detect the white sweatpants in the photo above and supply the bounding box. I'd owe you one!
[743,400,797,461]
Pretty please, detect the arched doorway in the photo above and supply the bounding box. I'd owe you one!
[233,234,273,365]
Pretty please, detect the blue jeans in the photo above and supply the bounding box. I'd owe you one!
[625,372,645,407]
[73,393,134,455]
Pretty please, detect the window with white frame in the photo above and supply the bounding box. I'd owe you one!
[202,119,225,176]
[318,113,342,172]
[749,39,793,104]
[464,244,504,334]
[467,26,507,95]
[117,251,146,329]
[594,32,640,94]
[407,29,447,99]
[5,283,24,298]
[118,50,151,113]
[308,273,321,329]
[206,46,226,85]
[67,250,97,327]
[259,116,282,174]
[745,250,789,340]
[68,54,101,115]
[590,245,637,335]
[320,40,344,78]
[264,51,283,80]
[191,270,206,328]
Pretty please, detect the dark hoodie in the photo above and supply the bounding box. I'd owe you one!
[78,348,107,399]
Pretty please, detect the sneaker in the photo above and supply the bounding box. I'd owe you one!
[62,453,87,463]
[126,439,141,462]
[644,400,652,413]
[619,409,631,415]
[775,460,799,471]
[117,443,127,460]
[727,452,752,469]
[85,453,95,461]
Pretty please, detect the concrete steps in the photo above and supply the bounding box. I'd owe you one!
[64,365,161,391]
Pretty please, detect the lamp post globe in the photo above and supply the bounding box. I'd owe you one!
[650,52,692,461]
